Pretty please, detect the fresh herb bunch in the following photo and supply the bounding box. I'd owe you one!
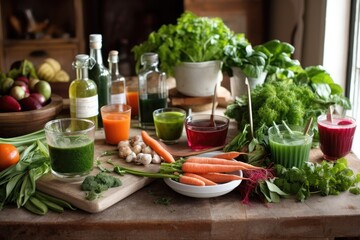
[0,140,50,209]
[132,11,235,76]
[239,158,360,204]
[273,158,360,202]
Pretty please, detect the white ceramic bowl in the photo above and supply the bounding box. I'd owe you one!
[164,151,243,198]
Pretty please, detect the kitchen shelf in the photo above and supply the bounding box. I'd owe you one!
[0,0,84,80]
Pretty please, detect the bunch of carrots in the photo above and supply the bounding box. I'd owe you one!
[160,152,264,186]
[112,131,264,187]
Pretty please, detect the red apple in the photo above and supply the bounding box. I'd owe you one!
[13,80,30,93]
[0,95,21,112]
[16,76,30,85]
[29,93,46,106]
[19,96,42,111]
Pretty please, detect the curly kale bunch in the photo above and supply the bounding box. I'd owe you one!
[225,79,322,131]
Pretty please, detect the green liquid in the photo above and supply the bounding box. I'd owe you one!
[69,78,98,128]
[49,138,94,175]
[269,131,312,168]
[154,112,184,142]
[89,63,111,127]
[139,94,167,128]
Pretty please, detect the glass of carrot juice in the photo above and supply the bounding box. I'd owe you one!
[101,104,132,145]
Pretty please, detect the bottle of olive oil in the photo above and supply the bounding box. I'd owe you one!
[69,54,99,128]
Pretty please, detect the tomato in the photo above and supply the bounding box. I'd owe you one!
[0,143,20,171]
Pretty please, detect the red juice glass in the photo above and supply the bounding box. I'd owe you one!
[317,114,356,161]
[185,114,229,150]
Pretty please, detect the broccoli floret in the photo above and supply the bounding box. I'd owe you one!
[94,172,121,188]
[81,172,122,200]
[81,176,98,191]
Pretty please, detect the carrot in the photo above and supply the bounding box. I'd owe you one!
[179,175,205,186]
[141,131,175,163]
[185,157,262,170]
[182,162,253,173]
[212,151,245,160]
[198,172,248,183]
[183,173,217,186]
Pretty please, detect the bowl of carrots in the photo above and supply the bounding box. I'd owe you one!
[163,151,244,198]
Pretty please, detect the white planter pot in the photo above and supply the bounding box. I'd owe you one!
[174,61,223,97]
[230,67,267,98]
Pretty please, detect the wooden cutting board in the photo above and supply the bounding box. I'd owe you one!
[36,129,160,213]
[36,126,231,213]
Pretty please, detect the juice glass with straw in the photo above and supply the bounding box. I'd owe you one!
[317,113,356,161]
[268,122,313,168]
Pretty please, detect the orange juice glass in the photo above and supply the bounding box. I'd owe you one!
[126,86,139,118]
[101,104,131,145]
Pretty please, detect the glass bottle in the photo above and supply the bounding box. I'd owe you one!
[108,50,126,104]
[88,34,111,128]
[69,54,98,128]
[138,52,168,129]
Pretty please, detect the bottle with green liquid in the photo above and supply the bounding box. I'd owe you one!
[138,52,168,129]
[69,54,99,129]
[88,34,111,128]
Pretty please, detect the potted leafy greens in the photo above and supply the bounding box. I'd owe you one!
[132,11,234,97]
[254,39,301,81]
[223,34,269,98]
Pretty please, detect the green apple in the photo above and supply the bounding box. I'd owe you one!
[34,80,51,101]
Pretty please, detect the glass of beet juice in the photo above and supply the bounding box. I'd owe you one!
[317,114,356,161]
[185,114,229,150]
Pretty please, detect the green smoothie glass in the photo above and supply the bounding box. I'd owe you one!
[45,118,95,181]
[153,107,186,144]
[268,124,313,168]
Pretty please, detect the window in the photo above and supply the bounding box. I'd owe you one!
[347,0,360,157]
[323,0,359,157]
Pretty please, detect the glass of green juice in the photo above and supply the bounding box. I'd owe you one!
[44,118,95,180]
[268,124,313,168]
[153,107,186,144]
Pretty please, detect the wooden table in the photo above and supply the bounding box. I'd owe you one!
[0,123,360,240]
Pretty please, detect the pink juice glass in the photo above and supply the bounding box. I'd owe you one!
[317,114,356,161]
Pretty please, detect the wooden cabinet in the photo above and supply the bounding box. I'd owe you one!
[0,0,84,80]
